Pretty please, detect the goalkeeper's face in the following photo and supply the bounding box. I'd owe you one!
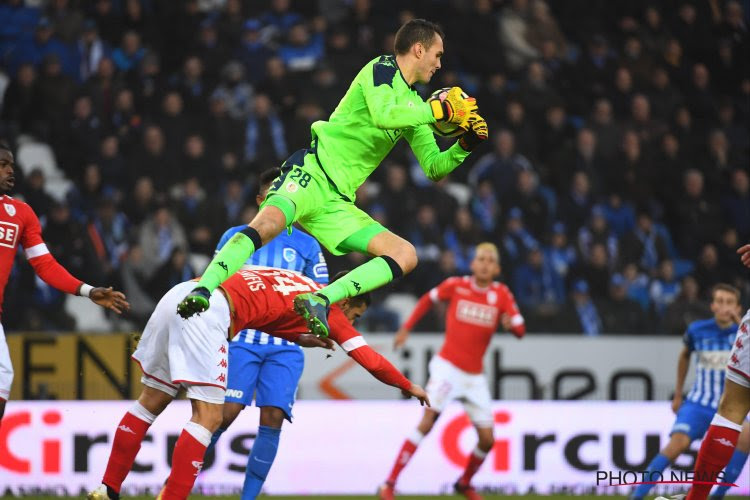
[415,34,443,84]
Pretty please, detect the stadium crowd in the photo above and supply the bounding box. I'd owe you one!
[0,0,748,335]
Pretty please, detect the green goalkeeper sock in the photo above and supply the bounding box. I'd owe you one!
[317,256,402,304]
[197,231,258,291]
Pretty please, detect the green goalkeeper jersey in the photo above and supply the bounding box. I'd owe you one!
[310,54,472,201]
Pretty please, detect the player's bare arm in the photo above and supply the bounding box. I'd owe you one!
[403,384,430,407]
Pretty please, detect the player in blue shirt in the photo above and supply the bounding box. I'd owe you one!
[631,284,742,500]
[209,168,328,500]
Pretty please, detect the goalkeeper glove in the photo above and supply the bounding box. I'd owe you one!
[429,86,478,131]
[458,113,489,151]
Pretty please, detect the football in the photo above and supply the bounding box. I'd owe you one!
[427,87,469,137]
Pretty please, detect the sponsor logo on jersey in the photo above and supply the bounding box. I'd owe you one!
[697,351,731,370]
[487,290,497,305]
[3,203,15,217]
[456,299,497,327]
[285,182,298,193]
[0,221,19,248]
[283,247,297,263]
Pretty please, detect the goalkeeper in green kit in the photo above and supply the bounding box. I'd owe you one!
[177,19,489,336]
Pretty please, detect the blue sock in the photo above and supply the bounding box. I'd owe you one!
[206,427,226,456]
[631,453,670,499]
[710,449,749,499]
[242,425,281,500]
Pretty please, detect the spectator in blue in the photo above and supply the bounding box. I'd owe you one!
[471,179,499,236]
[443,207,482,275]
[513,245,565,311]
[622,262,651,311]
[502,207,539,272]
[544,221,577,285]
[235,19,274,85]
[558,280,603,336]
[559,170,595,235]
[469,129,534,201]
[261,0,302,39]
[0,0,40,50]
[578,204,618,263]
[212,62,254,120]
[111,30,145,73]
[86,197,130,286]
[7,17,74,77]
[602,191,636,239]
[620,210,669,275]
[74,19,109,83]
[243,93,288,166]
[649,259,681,318]
[504,168,551,238]
[279,22,324,74]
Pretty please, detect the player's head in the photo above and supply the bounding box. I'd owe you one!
[394,19,444,84]
[470,242,501,284]
[0,144,15,195]
[331,270,371,323]
[256,167,281,206]
[709,283,742,326]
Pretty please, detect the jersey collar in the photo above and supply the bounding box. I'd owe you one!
[469,277,491,292]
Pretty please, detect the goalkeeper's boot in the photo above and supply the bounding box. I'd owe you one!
[176,287,211,319]
[87,484,119,500]
[377,481,395,500]
[293,292,331,337]
[454,481,483,500]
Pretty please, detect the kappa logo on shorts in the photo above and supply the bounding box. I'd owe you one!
[285,182,298,193]
[217,359,227,368]
[216,373,226,383]
[219,345,227,354]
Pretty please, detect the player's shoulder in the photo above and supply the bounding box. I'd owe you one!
[371,54,399,87]
[686,318,717,335]
[0,195,33,219]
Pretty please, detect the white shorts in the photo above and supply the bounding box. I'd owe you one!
[726,310,750,389]
[0,323,12,401]
[132,282,230,404]
[426,355,493,427]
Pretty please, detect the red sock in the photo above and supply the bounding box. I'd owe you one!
[102,411,151,493]
[162,423,211,500]
[386,439,419,485]
[459,448,488,486]
[686,424,740,500]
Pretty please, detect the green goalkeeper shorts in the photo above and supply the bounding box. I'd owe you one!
[260,146,386,256]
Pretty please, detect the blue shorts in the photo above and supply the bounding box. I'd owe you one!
[224,341,304,422]
[671,400,716,440]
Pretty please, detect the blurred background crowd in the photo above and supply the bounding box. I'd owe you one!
[0,0,748,335]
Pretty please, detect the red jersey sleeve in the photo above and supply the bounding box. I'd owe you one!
[21,204,82,295]
[402,277,459,331]
[500,285,525,338]
[329,307,411,391]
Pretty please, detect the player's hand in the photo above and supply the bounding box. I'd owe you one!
[176,287,210,319]
[296,333,335,350]
[89,287,130,314]
[458,113,488,152]
[737,244,750,268]
[393,327,410,350]
[430,87,477,129]
[671,393,682,414]
[500,313,513,331]
[402,383,430,407]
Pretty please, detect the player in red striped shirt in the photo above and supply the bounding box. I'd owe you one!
[380,243,525,500]
[0,145,129,428]
[89,268,428,500]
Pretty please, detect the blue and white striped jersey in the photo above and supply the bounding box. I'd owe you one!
[216,225,328,346]
[684,318,738,409]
